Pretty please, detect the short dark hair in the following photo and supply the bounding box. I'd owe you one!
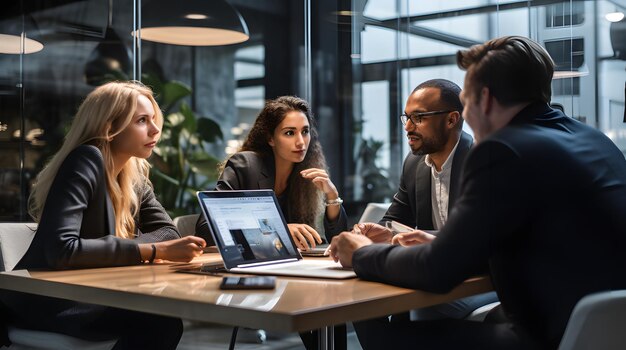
[456,36,555,106]
[413,79,464,129]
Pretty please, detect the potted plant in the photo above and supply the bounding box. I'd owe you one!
[142,68,224,217]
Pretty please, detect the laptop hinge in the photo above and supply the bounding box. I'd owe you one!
[237,258,299,268]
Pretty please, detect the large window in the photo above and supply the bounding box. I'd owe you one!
[344,0,626,221]
[1,0,625,224]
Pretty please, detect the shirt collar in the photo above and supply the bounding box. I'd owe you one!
[424,135,461,174]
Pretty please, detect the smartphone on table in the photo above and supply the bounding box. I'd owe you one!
[219,276,276,290]
[299,244,330,257]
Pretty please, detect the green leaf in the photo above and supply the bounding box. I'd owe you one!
[179,103,197,133]
[161,81,192,113]
[197,117,224,143]
[150,167,181,186]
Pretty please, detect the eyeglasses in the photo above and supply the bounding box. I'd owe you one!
[400,110,453,126]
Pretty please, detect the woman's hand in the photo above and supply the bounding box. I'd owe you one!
[153,236,206,262]
[300,168,339,199]
[287,223,323,250]
[391,230,436,247]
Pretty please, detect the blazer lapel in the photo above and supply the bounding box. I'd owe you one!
[257,157,275,190]
[448,131,473,212]
[415,158,434,229]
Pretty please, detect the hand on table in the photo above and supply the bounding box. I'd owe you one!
[327,232,373,268]
[154,236,206,262]
[288,223,323,250]
[391,230,436,246]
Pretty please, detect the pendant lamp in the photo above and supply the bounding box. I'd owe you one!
[0,14,43,54]
[137,0,249,46]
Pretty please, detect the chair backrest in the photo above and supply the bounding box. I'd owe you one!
[0,223,117,350]
[558,290,626,350]
[172,214,200,237]
[0,222,37,272]
[358,202,391,224]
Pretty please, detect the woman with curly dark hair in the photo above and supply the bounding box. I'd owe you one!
[196,96,347,249]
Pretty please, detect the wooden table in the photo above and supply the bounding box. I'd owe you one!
[0,253,492,349]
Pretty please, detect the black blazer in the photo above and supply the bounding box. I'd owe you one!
[16,145,179,270]
[1,144,180,336]
[381,131,473,230]
[352,103,626,347]
[196,151,348,244]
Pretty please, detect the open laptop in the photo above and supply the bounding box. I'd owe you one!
[196,190,356,279]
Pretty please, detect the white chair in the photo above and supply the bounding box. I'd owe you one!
[0,222,116,350]
[558,290,626,350]
[466,301,501,322]
[172,214,200,237]
[358,202,391,223]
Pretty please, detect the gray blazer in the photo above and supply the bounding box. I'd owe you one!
[381,131,473,230]
[196,151,348,244]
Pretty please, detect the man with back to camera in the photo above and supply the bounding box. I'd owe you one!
[352,79,498,348]
[329,36,626,349]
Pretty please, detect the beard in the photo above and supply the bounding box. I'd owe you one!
[409,119,449,156]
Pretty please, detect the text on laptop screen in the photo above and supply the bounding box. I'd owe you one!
[201,195,298,264]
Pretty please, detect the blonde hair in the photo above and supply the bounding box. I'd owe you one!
[28,81,163,239]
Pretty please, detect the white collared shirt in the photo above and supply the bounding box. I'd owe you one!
[424,136,461,229]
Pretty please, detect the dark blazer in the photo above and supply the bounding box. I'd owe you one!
[352,103,626,347]
[17,145,179,270]
[0,145,180,334]
[196,151,348,244]
[381,131,473,230]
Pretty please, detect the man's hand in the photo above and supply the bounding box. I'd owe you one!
[391,230,436,246]
[327,232,373,267]
[354,222,392,244]
[287,223,323,250]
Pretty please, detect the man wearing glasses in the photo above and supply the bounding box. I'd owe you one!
[330,36,626,349]
[353,79,498,349]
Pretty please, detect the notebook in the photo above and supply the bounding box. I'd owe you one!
[196,190,356,279]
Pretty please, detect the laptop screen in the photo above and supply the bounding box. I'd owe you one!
[197,190,301,268]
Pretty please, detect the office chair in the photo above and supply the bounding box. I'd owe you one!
[172,214,200,237]
[358,202,392,223]
[558,290,626,350]
[0,223,116,350]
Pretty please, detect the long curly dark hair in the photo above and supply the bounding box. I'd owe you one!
[240,96,326,229]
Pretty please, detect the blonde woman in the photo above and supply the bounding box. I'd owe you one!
[1,81,205,349]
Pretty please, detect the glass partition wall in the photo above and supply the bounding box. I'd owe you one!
[346,0,626,219]
[2,0,625,224]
